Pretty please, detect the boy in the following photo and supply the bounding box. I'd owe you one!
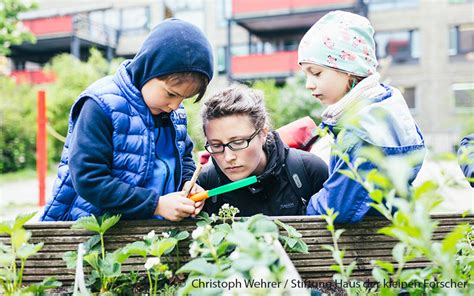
[41,19,213,221]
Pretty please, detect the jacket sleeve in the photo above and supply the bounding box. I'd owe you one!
[458,134,474,187]
[69,99,159,219]
[180,133,196,189]
[306,144,373,223]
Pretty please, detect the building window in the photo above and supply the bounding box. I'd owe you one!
[375,30,420,63]
[217,47,227,74]
[399,86,417,110]
[449,24,474,56]
[452,83,474,112]
[368,0,418,11]
[217,0,232,26]
[448,0,474,4]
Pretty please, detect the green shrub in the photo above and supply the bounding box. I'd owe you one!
[44,48,123,165]
[253,72,324,129]
[0,76,37,173]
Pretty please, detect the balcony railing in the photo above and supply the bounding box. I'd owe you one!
[22,15,74,36]
[10,70,55,84]
[231,50,299,78]
[232,0,357,16]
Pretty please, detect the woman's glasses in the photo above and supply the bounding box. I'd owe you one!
[204,129,261,154]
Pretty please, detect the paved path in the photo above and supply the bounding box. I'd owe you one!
[0,176,55,221]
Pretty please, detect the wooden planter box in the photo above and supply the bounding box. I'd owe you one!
[1,214,472,294]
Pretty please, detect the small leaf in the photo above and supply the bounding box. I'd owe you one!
[329,265,341,273]
[150,238,177,257]
[442,224,470,254]
[287,238,298,248]
[99,214,121,234]
[369,190,384,203]
[17,242,43,259]
[173,230,190,241]
[334,229,345,241]
[123,241,147,257]
[12,212,37,231]
[62,251,78,269]
[346,261,357,276]
[0,252,15,267]
[72,215,101,233]
[321,244,335,252]
[84,251,100,270]
[210,231,225,246]
[392,243,406,263]
[11,228,31,249]
[177,258,218,277]
[372,260,394,274]
[0,222,12,235]
[83,234,101,253]
[372,267,389,283]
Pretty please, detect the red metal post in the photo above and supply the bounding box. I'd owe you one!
[37,90,47,207]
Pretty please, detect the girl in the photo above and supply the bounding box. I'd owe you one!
[298,11,425,223]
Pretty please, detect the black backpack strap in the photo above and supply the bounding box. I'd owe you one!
[202,163,222,204]
[283,149,312,214]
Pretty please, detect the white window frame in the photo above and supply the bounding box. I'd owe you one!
[452,83,474,113]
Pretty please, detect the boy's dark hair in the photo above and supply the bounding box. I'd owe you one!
[158,72,209,102]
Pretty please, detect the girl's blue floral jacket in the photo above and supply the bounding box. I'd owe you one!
[307,85,425,223]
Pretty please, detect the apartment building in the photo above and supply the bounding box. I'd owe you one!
[169,0,473,152]
[8,0,473,152]
[9,0,167,83]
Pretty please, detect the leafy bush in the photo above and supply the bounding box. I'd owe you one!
[320,132,474,295]
[0,76,37,173]
[253,72,324,129]
[44,48,123,164]
[177,206,308,295]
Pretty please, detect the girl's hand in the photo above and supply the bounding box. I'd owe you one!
[154,192,196,221]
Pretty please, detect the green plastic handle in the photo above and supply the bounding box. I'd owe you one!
[207,176,258,197]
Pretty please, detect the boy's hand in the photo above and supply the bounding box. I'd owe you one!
[182,181,206,218]
[183,181,205,196]
[155,192,196,221]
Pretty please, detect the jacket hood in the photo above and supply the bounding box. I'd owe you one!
[325,85,424,148]
[126,18,214,90]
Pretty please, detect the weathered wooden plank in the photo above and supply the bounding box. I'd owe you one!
[3,214,471,286]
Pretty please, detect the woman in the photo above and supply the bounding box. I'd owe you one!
[197,84,328,216]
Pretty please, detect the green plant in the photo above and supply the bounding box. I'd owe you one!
[252,72,323,129]
[177,209,308,295]
[1,0,37,55]
[63,213,134,294]
[44,48,124,165]
[0,76,38,173]
[320,137,474,295]
[274,219,308,254]
[218,203,240,224]
[0,212,61,295]
[121,229,188,296]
